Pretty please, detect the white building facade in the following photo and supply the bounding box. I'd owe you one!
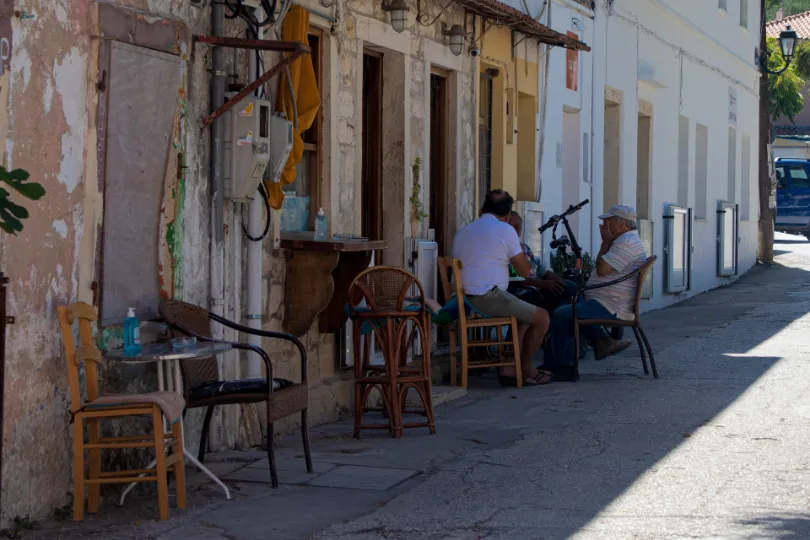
[515,0,760,310]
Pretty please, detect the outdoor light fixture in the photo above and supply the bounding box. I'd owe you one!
[318,0,334,8]
[443,23,466,56]
[382,0,409,33]
[760,25,801,75]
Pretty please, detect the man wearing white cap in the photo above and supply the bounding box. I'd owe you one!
[543,204,648,378]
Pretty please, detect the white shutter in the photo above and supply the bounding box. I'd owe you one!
[664,205,690,294]
[717,201,738,277]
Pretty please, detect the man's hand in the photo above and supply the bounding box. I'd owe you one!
[599,220,616,245]
[537,280,564,296]
[544,270,564,285]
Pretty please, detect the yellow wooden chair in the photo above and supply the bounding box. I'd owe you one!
[57,302,186,521]
[437,257,523,388]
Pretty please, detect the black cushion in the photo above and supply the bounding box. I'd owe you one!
[189,378,294,402]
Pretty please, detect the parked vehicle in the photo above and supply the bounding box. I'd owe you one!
[775,157,810,241]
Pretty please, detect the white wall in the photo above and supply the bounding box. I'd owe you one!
[590,0,760,311]
[515,0,759,312]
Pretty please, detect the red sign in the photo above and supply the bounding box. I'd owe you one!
[566,31,578,92]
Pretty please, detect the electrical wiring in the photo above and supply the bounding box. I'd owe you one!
[242,181,273,241]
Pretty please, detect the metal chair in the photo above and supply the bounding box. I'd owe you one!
[158,300,312,488]
[573,255,658,380]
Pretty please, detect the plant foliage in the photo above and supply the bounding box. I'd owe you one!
[0,167,45,235]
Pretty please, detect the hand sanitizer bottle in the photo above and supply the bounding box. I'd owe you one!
[123,307,142,357]
[314,207,327,240]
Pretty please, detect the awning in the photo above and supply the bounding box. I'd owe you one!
[457,0,591,51]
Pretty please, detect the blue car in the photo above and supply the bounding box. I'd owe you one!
[775,158,810,241]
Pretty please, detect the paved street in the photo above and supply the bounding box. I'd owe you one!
[16,233,810,540]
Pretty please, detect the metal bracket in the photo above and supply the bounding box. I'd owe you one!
[193,36,310,130]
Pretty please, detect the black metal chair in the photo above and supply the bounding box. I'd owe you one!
[572,256,658,380]
[159,300,312,488]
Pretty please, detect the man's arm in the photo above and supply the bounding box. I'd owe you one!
[510,253,533,278]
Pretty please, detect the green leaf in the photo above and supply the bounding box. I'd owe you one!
[0,221,15,234]
[5,168,30,181]
[3,199,29,219]
[9,181,46,200]
[0,207,23,232]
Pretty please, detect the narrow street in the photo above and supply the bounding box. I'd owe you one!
[19,233,810,539]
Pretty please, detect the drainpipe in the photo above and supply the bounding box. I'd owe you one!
[210,1,227,340]
[245,7,264,379]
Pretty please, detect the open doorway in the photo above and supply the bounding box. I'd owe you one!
[362,51,383,260]
[562,108,581,237]
[637,109,651,220]
[478,70,495,212]
[603,99,621,212]
[429,70,449,257]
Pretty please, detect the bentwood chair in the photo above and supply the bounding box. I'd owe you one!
[572,256,659,380]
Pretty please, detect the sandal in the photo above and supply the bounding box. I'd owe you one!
[498,370,553,387]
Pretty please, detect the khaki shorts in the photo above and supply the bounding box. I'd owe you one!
[466,287,538,325]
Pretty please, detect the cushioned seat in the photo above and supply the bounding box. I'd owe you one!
[189,378,294,402]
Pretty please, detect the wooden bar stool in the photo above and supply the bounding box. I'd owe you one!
[348,266,436,438]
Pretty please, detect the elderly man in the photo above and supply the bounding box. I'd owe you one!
[543,205,648,379]
[506,211,578,314]
[452,190,552,386]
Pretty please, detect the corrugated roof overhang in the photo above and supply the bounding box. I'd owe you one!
[457,0,591,51]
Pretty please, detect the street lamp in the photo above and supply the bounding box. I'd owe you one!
[442,24,466,56]
[382,0,409,33]
[761,25,800,75]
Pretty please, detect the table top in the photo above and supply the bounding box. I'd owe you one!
[280,232,387,253]
[105,341,233,363]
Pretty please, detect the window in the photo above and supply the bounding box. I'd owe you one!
[695,124,709,220]
[719,0,727,11]
[677,116,690,208]
[741,135,751,220]
[285,29,322,230]
[740,0,748,28]
[788,164,810,188]
[776,166,787,189]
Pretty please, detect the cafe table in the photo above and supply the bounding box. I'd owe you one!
[105,340,234,504]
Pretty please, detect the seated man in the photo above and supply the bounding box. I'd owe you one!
[544,205,647,378]
[452,190,552,386]
[506,211,578,314]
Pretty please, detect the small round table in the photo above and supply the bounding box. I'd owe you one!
[105,341,233,504]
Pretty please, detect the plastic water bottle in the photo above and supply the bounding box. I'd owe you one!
[314,207,327,240]
[123,307,142,357]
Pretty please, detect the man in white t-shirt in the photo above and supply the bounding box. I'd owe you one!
[544,205,648,378]
[451,190,552,386]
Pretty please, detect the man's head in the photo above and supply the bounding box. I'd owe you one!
[508,211,523,236]
[598,205,638,235]
[480,189,514,220]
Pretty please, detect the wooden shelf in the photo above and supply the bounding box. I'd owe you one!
[281,233,387,336]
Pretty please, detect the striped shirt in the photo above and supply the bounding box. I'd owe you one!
[587,230,648,321]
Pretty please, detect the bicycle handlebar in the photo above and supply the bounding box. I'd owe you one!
[537,199,590,233]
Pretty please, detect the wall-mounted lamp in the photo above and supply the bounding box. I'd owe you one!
[382,0,409,33]
[571,17,583,32]
[319,0,334,8]
[442,23,466,56]
[759,25,800,75]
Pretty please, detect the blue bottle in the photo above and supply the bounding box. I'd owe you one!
[314,208,327,240]
[123,307,142,356]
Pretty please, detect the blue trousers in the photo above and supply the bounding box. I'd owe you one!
[545,299,617,368]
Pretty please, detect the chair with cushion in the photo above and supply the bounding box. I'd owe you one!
[436,257,523,389]
[58,302,186,521]
[572,255,658,380]
[158,300,312,488]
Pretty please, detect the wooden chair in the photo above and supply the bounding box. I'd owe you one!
[348,266,436,438]
[57,302,186,521]
[573,255,659,380]
[437,257,523,389]
[158,300,311,488]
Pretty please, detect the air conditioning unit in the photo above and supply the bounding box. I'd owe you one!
[405,238,438,357]
[514,201,545,264]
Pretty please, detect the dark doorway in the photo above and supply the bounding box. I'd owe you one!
[362,51,383,258]
[478,70,494,210]
[429,71,448,258]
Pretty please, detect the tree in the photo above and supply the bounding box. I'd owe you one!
[766,0,810,21]
[768,37,810,122]
[0,167,45,234]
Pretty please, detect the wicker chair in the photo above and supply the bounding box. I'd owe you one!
[158,300,311,488]
[572,256,658,380]
[348,266,436,438]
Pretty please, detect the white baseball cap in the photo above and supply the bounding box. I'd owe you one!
[598,205,637,221]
